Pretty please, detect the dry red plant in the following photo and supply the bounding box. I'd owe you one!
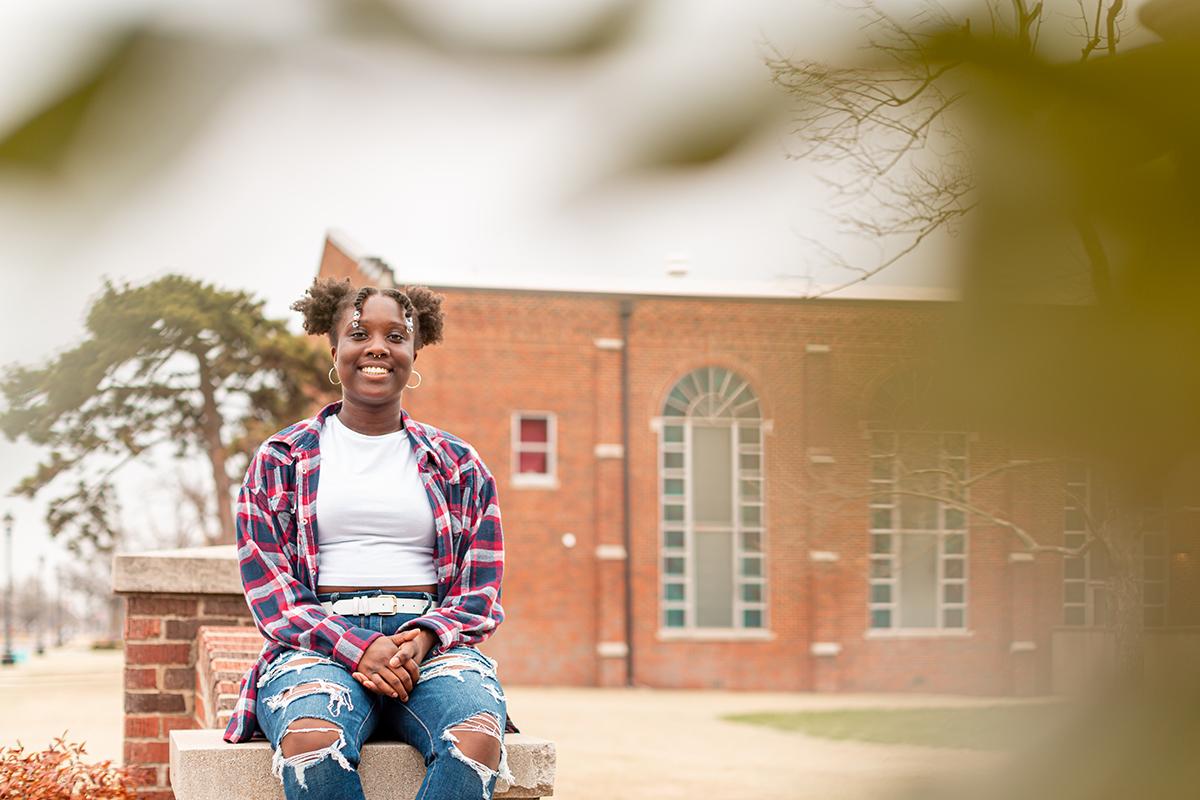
[0,736,134,799]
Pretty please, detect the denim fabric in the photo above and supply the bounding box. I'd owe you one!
[255,590,510,800]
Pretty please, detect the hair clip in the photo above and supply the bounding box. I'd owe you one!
[351,309,361,328]
[405,315,414,334]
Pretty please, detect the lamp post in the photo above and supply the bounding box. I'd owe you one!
[55,564,65,648]
[2,511,14,666]
[35,555,45,656]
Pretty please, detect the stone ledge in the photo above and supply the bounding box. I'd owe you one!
[170,729,556,799]
[113,546,241,595]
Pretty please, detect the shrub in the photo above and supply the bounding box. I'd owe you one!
[0,736,134,799]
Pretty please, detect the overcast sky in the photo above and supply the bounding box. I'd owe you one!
[0,0,973,580]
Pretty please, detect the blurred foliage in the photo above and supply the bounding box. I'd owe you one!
[935,0,1200,472]
[0,275,333,553]
[771,0,1200,466]
[0,736,133,799]
[776,0,1200,682]
[0,31,140,172]
[896,686,1200,800]
[0,27,259,180]
[357,0,647,58]
[0,1,786,195]
[0,2,648,175]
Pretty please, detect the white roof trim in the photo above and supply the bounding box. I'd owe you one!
[325,230,964,302]
[325,228,364,262]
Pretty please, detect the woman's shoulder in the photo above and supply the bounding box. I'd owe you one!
[403,414,493,480]
[241,415,323,481]
[259,404,338,460]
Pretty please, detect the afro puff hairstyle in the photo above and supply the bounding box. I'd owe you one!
[291,277,445,349]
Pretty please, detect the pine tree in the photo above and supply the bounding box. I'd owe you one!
[1,275,332,553]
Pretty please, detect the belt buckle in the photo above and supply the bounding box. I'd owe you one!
[378,595,401,616]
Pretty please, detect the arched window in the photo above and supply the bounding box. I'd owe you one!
[658,367,765,630]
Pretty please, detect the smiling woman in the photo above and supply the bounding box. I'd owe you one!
[222,277,513,800]
[325,291,424,433]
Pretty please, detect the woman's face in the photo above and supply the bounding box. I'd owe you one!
[330,293,418,408]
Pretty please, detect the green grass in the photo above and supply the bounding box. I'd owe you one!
[723,704,1068,751]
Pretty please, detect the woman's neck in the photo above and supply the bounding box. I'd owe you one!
[335,398,405,436]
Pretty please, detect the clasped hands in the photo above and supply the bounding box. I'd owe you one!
[352,628,439,701]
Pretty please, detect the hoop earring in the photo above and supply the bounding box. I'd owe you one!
[406,370,422,390]
[328,365,341,385]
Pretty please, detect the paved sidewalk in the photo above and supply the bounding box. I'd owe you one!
[0,645,1012,798]
[506,687,1004,799]
[0,642,124,763]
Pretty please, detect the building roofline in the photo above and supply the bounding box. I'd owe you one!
[321,229,962,304]
[326,229,398,288]
[413,281,960,306]
[325,228,363,263]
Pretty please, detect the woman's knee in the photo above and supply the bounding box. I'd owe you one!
[442,711,504,771]
[279,717,344,758]
[271,717,360,792]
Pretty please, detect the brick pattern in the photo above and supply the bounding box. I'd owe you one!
[194,627,263,731]
[121,593,254,799]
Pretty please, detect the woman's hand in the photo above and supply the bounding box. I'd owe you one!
[353,631,421,700]
[352,629,437,700]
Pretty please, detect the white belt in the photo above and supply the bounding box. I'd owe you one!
[321,595,433,616]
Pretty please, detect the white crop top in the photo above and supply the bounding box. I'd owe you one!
[315,414,437,586]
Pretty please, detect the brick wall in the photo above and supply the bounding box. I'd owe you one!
[402,290,621,685]
[311,239,1094,696]
[121,592,253,799]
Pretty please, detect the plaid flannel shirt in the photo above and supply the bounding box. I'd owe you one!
[223,401,505,743]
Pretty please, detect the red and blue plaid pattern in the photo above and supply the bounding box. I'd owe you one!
[223,401,505,743]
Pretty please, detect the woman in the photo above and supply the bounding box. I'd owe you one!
[222,278,512,800]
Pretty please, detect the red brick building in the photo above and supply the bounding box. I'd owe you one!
[316,234,1199,696]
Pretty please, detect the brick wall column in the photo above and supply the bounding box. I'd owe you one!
[809,551,842,692]
[593,332,630,686]
[1007,552,1039,695]
[114,547,251,799]
[806,344,838,691]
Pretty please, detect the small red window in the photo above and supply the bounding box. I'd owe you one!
[519,418,548,444]
[518,452,548,474]
[513,413,554,478]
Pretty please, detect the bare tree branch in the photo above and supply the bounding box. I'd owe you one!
[771,0,1131,298]
[1106,0,1124,56]
[797,455,1102,556]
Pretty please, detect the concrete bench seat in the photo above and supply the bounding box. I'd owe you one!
[170,728,556,799]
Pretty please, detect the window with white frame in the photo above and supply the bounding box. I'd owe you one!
[511,412,556,486]
[1142,524,1168,628]
[1062,462,1109,626]
[658,367,766,630]
[868,430,969,631]
[1062,464,1168,628]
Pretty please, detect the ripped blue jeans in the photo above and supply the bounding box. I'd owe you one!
[255,590,511,800]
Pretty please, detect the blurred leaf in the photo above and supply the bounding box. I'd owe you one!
[358,0,647,59]
[0,31,141,172]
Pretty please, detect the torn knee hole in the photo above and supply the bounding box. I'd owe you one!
[420,653,495,686]
[257,653,337,688]
[264,679,354,716]
[280,718,343,758]
[282,657,324,670]
[445,712,504,770]
[449,729,501,770]
[271,718,355,789]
